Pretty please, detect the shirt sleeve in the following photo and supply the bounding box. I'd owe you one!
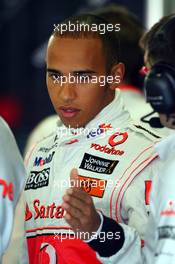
[150,157,175,264]
[0,118,26,259]
[2,192,29,264]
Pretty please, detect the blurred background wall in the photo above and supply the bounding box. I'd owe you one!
[0,0,174,152]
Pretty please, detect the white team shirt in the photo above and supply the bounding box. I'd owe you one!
[23,90,162,264]
[144,133,175,264]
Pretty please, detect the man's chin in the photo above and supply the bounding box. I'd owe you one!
[61,120,83,129]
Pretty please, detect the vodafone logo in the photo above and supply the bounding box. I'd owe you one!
[90,131,127,156]
[108,132,128,147]
[91,143,124,156]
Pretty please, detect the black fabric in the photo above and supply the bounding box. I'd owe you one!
[88,214,125,258]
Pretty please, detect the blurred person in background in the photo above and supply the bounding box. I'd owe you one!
[141,14,175,264]
[0,117,25,262]
[25,4,172,154]
[72,13,175,264]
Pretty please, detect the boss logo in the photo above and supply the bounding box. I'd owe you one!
[25,168,50,190]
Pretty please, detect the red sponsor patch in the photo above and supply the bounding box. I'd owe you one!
[79,175,107,198]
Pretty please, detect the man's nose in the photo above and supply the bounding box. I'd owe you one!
[59,79,76,103]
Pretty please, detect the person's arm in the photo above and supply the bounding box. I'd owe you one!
[150,159,175,264]
[2,192,29,264]
[0,118,26,260]
[88,216,142,264]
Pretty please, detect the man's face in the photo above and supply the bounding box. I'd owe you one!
[46,36,123,128]
[159,113,175,129]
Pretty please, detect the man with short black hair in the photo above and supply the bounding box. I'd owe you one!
[23,14,162,263]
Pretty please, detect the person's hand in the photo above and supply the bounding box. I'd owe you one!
[62,168,101,239]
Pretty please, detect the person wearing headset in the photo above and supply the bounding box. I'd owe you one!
[140,13,175,264]
[71,14,175,264]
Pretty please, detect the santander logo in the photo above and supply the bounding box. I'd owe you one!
[25,200,64,221]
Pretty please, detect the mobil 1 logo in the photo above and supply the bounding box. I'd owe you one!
[25,168,50,190]
[80,153,119,174]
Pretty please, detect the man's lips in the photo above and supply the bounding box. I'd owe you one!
[59,107,80,118]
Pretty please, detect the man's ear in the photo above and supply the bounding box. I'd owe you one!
[109,63,125,90]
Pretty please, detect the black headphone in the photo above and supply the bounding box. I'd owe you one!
[144,15,175,114]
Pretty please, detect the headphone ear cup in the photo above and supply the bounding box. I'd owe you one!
[144,63,175,113]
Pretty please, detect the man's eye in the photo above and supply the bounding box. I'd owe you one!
[49,73,60,82]
[76,73,92,82]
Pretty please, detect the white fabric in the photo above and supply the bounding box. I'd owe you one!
[23,90,162,263]
[2,192,28,264]
[143,133,175,264]
[0,117,25,261]
[24,115,60,155]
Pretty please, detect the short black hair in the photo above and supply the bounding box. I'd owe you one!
[93,4,144,87]
[52,14,120,73]
[140,14,175,67]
